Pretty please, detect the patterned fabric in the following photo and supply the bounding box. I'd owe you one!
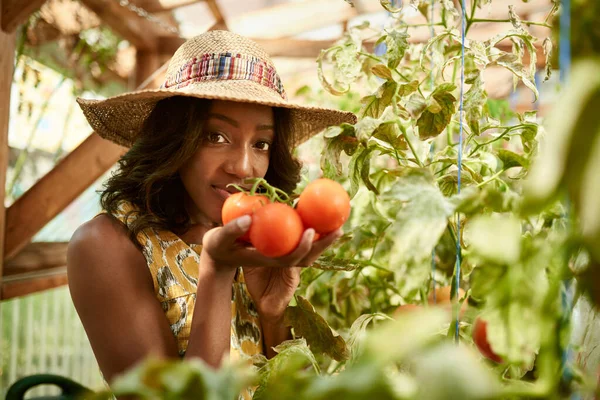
[109,202,263,398]
[161,52,287,100]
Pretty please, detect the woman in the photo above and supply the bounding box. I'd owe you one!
[67,29,356,391]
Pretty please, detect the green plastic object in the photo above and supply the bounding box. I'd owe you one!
[5,374,94,400]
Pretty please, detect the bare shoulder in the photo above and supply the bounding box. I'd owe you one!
[67,214,150,292]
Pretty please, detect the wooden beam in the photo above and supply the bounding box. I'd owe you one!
[228,0,358,39]
[1,268,67,300]
[0,18,15,294]
[137,0,203,13]
[205,0,226,29]
[1,0,46,33]
[135,50,160,88]
[79,0,168,51]
[4,242,67,276]
[4,134,126,261]
[2,242,68,299]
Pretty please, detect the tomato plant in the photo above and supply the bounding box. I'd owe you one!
[296,178,351,234]
[249,203,304,258]
[221,192,270,242]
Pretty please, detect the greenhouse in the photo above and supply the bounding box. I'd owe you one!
[1,0,599,399]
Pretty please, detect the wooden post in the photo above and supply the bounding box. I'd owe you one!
[135,50,160,88]
[0,1,16,291]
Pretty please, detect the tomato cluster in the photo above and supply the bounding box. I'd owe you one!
[221,178,351,258]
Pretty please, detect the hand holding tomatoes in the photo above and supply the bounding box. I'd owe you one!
[219,178,351,259]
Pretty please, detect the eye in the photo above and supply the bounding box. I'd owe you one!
[255,140,271,151]
[206,132,227,144]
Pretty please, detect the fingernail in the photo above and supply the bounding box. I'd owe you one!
[237,215,251,230]
[306,229,315,242]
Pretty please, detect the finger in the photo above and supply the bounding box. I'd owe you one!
[203,215,251,248]
[279,229,317,267]
[296,228,344,266]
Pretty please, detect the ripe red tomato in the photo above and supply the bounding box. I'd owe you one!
[249,203,304,257]
[472,318,503,363]
[296,178,351,234]
[222,192,270,242]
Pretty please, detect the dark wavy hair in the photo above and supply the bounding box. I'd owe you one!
[100,96,302,245]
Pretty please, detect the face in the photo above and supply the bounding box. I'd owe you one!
[179,100,274,225]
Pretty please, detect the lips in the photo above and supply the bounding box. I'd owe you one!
[212,184,251,200]
[212,185,231,200]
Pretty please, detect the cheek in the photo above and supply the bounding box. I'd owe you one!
[179,150,214,190]
[255,153,270,177]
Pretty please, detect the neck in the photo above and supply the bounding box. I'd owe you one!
[180,193,218,244]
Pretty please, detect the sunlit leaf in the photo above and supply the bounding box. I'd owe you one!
[284,296,350,361]
[417,83,457,139]
[371,64,393,80]
[359,81,397,119]
[385,29,410,69]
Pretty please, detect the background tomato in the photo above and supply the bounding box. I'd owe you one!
[472,318,503,363]
[296,178,351,234]
[222,192,269,242]
[428,286,468,316]
[249,203,304,257]
[393,304,422,318]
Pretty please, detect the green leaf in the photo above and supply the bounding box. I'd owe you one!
[397,79,420,97]
[405,92,427,119]
[321,125,358,179]
[508,5,522,30]
[372,120,407,150]
[464,214,522,265]
[349,145,378,197]
[492,52,539,102]
[312,254,362,271]
[375,168,453,295]
[371,64,393,80]
[317,47,350,95]
[380,0,403,13]
[355,117,381,144]
[385,29,410,69]
[412,343,501,400]
[284,296,350,361]
[426,96,442,113]
[542,37,553,82]
[487,28,539,100]
[417,83,457,139]
[254,338,320,400]
[464,76,487,136]
[346,313,393,362]
[496,149,529,169]
[359,81,397,119]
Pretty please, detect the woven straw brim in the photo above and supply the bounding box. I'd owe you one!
[77,79,357,148]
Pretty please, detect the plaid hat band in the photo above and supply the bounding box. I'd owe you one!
[161,52,287,100]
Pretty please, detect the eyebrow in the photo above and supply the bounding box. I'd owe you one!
[208,113,274,131]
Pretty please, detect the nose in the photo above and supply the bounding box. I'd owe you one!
[224,145,253,179]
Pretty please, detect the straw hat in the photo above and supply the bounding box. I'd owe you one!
[76,30,357,148]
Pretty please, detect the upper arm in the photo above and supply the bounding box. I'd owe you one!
[67,214,179,383]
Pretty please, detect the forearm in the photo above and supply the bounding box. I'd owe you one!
[260,315,293,359]
[185,258,237,368]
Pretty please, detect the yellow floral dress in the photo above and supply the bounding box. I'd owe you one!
[110,202,263,398]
